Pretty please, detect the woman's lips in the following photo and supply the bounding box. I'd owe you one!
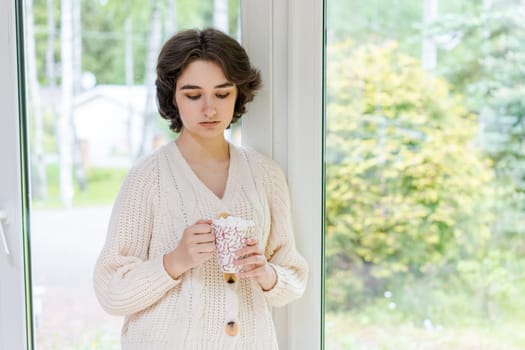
[200,121,220,127]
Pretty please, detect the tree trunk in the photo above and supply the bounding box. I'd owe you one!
[26,0,48,200]
[46,0,59,147]
[213,0,229,32]
[73,0,82,94]
[125,17,138,161]
[422,0,438,71]
[71,0,87,191]
[165,0,177,37]
[46,0,56,88]
[235,8,241,41]
[476,0,494,148]
[59,0,75,207]
[137,3,162,157]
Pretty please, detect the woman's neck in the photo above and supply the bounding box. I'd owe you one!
[175,131,230,164]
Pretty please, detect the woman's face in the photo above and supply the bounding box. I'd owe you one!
[174,59,238,139]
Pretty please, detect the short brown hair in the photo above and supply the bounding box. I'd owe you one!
[156,28,262,133]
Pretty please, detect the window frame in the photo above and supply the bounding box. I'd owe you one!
[0,0,33,348]
[2,0,324,347]
[241,0,324,348]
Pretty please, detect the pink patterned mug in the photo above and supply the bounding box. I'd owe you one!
[211,214,255,284]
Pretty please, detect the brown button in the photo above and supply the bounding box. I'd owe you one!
[225,321,239,336]
[223,273,237,284]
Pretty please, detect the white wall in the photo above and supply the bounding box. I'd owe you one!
[241,0,324,348]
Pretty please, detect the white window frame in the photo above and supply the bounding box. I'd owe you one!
[241,1,324,348]
[2,0,324,347]
[0,0,31,348]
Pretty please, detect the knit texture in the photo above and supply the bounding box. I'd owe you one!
[93,142,308,349]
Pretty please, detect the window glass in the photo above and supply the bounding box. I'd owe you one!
[25,0,240,348]
[325,1,525,348]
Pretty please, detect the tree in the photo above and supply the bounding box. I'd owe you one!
[325,41,494,308]
[165,0,178,37]
[422,0,438,71]
[58,0,74,207]
[213,0,228,32]
[137,3,163,157]
[431,0,525,242]
[27,0,48,201]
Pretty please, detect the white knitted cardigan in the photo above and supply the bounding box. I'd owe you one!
[93,141,308,350]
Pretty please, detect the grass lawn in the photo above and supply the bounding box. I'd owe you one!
[326,312,525,350]
[31,165,128,208]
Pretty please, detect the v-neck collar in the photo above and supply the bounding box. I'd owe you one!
[169,141,238,203]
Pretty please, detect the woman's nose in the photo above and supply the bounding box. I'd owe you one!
[203,96,217,117]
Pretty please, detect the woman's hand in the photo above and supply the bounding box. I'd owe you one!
[163,219,215,279]
[235,237,277,291]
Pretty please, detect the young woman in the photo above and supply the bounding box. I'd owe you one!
[94,28,308,350]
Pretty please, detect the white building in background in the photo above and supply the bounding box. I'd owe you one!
[41,84,164,168]
[73,85,149,167]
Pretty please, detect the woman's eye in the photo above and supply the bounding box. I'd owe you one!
[186,95,201,100]
[216,92,230,99]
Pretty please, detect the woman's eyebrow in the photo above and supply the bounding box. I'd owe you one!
[215,82,234,89]
[180,84,200,90]
[179,82,234,90]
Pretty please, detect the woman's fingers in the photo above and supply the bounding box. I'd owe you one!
[236,254,265,267]
[195,242,216,253]
[236,241,262,257]
[192,233,215,244]
[235,237,265,274]
[183,221,214,244]
[187,223,212,235]
[238,265,266,278]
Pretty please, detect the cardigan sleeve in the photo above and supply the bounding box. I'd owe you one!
[93,154,180,316]
[257,156,309,307]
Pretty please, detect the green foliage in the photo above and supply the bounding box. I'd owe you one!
[324,3,525,345]
[430,1,525,238]
[32,165,128,208]
[325,41,495,308]
[81,0,150,84]
[32,0,241,85]
[326,0,422,57]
